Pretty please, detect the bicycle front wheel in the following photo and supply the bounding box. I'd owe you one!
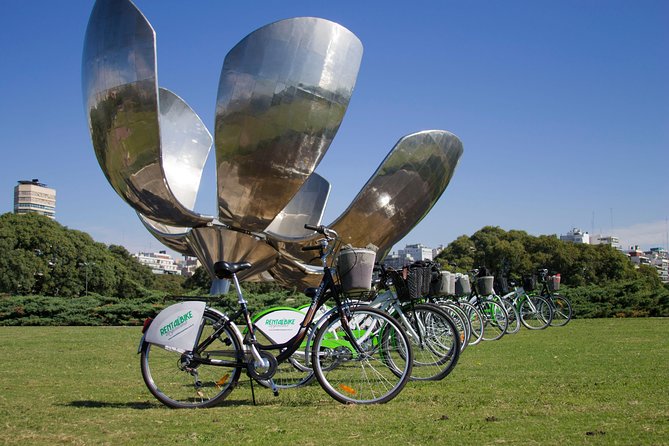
[311,306,412,404]
[479,300,508,341]
[549,294,573,326]
[520,296,552,330]
[404,303,461,381]
[140,310,242,408]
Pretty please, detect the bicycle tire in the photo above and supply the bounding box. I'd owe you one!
[520,295,552,330]
[141,309,242,408]
[500,298,521,334]
[403,303,461,381]
[478,299,508,341]
[253,328,315,390]
[456,300,484,346]
[311,306,412,404]
[436,301,470,351]
[549,294,572,326]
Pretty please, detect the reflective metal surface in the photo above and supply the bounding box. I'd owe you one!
[158,88,212,212]
[330,130,463,258]
[82,0,212,227]
[268,130,463,286]
[137,213,195,257]
[83,2,462,291]
[215,17,363,232]
[264,173,331,242]
[185,225,279,281]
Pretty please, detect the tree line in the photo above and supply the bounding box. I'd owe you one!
[1,214,667,324]
[434,226,668,317]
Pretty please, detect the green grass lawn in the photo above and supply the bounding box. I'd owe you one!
[1,318,667,445]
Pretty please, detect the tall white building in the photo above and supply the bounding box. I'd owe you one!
[560,228,590,244]
[590,234,621,250]
[646,247,669,283]
[135,251,181,275]
[13,179,56,219]
[383,243,435,269]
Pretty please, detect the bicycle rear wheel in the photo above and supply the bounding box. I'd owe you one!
[549,294,572,326]
[311,306,412,404]
[140,310,242,408]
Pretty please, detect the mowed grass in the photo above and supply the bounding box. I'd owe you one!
[0,319,667,445]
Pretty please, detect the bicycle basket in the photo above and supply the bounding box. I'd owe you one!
[432,271,455,296]
[386,268,411,302]
[477,276,495,295]
[455,274,471,297]
[407,267,424,300]
[336,247,376,293]
[523,275,536,291]
[548,274,561,291]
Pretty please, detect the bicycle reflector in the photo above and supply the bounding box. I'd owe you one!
[339,384,357,396]
[142,317,154,334]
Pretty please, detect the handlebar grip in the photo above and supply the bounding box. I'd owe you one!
[304,224,321,232]
[301,245,321,252]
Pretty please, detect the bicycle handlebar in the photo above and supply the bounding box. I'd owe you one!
[304,224,338,239]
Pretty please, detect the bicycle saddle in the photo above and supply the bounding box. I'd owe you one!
[214,261,253,279]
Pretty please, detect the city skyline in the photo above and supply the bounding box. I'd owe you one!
[1,1,667,259]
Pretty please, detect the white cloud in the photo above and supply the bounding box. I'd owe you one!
[609,220,669,251]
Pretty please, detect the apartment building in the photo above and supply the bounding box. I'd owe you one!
[135,251,181,275]
[13,179,56,219]
[383,243,435,269]
[560,228,590,244]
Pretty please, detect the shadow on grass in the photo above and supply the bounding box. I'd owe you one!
[65,399,252,409]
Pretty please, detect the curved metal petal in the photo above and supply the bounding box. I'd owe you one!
[215,17,363,232]
[268,130,464,286]
[264,172,331,242]
[330,130,463,258]
[82,0,212,227]
[185,225,279,281]
[137,212,195,257]
[158,88,213,211]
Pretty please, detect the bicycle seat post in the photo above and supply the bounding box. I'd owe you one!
[231,272,247,305]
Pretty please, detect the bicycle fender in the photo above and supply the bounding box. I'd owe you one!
[144,301,206,353]
[254,308,306,344]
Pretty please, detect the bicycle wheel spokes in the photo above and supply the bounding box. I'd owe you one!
[480,300,507,341]
[501,299,520,334]
[141,313,242,408]
[520,296,552,330]
[406,304,460,381]
[312,307,412,404]
[549,295,573,326]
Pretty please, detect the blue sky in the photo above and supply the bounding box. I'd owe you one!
[1,0,667,259]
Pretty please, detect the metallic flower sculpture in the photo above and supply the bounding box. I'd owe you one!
[82,0,463,290]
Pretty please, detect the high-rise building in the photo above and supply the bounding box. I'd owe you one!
[13,179,56,219]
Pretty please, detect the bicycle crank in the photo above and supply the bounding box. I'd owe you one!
[247,350,278,381]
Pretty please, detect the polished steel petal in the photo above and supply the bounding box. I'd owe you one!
[264,173,331,242]
[82,0,212,227]
[268,130,463,286]
[185,225,279,281]
[215,17,363,231]
[137,212,195,257]
[268,255,324,289]
[158,88,212,211]
[330,130,463,258]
